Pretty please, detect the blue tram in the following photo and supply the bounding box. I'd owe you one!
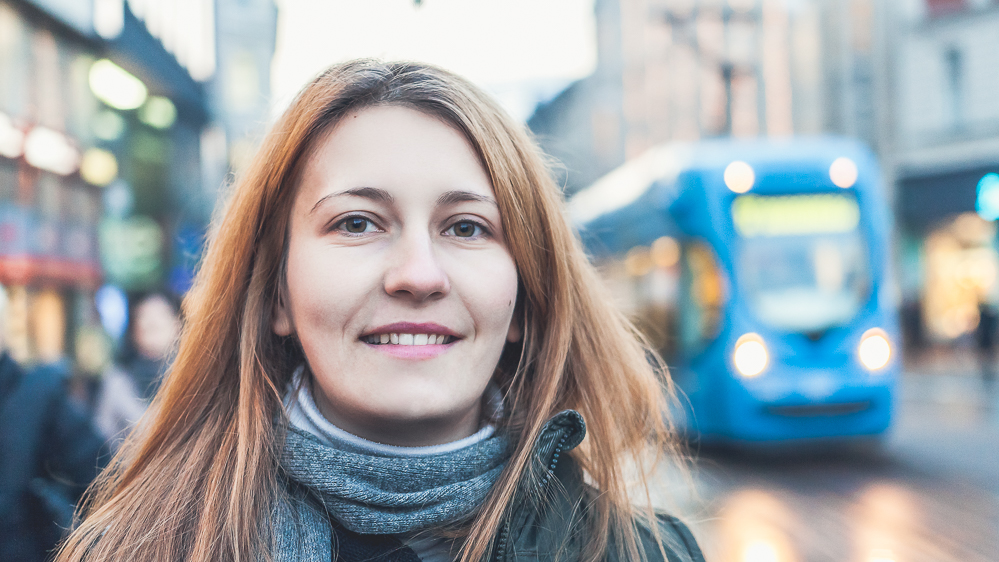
[570,137,899,442]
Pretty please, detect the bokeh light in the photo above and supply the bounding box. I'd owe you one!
[80,148,118,186]
[96,285,129,342]
[725,161,756,193]
[975,173,999,221]
[858,328,891,371]
[829,157,859,188]
[89,59,148,110]
[734,333,768,377]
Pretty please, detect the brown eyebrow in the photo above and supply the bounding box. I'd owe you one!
[309,187,395,215]
[435,190,497,208]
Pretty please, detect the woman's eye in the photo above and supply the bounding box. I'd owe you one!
[448,221,483,238]
[336,217,377,234]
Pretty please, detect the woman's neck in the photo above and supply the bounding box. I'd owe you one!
[286,371,503,455]
[309,380,483,447]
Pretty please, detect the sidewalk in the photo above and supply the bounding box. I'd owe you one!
[901,346,998,406]
[902,345,996,378]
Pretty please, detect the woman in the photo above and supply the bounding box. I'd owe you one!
[57,60,703,562]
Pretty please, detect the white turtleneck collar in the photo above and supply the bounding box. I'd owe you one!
[284,366,504,457]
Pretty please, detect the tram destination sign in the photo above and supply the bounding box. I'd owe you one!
[732,193,860,238]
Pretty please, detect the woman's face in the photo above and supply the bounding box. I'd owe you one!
[275,105,520,447]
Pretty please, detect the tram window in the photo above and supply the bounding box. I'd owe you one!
[679,241,725,355]
[601,238,682,363]
[733,193,871,333]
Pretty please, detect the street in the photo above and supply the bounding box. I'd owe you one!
[682,373,999,562]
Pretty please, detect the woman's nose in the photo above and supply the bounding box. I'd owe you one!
[383,232,450,301]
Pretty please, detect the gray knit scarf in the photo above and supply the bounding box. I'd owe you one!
[279,423,510,535]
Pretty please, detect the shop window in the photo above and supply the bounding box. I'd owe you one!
[923,213,998,340]
[30,288,66,364]
[5,285,30,363]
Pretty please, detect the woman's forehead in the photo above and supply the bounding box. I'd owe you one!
[295,105,496,210]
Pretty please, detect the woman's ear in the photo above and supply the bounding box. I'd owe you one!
[506,291,523,343]
[506,319,521,343]
[273,291,293,336]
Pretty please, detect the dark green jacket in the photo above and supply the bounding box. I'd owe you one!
[274,410,705,562]
[489,409,704,562]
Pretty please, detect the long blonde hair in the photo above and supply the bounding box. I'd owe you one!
[57,60,685,562]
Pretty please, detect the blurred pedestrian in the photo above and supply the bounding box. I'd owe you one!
[93,291,181,444]
[57,61,703,562]
[0,286,107,562]
[900,298,924,363]
[976,301,997,388]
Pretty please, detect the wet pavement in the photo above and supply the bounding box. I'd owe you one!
[681,373,999,562]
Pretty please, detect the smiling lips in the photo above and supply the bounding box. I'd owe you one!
[363,333,455,345]
[360,322,459,347]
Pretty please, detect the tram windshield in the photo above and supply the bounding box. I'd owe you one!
[732,193,870,333]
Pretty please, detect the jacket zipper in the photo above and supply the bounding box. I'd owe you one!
[491,430,572,562]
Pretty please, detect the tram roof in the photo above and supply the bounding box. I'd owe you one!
[568,136,875,227]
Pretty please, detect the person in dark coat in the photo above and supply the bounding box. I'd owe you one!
[0,290,107,562]
[977,301,998,387]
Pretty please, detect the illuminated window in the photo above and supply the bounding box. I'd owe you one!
[732,193,860,237]
[680,241,725,353]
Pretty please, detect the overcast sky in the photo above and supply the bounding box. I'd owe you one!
[270,0,597,122]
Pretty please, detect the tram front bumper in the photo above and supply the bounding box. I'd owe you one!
[718,367,896,442]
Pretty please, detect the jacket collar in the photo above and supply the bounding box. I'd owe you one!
[530,409,586,469]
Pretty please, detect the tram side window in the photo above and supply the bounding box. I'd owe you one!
[599,238,682,364]
[680,240,725,355]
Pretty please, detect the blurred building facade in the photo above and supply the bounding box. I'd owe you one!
[204,0,277,202]
[0,0,275,368]
[531,0,999,355]
[529,0,890,195]
[889,0,999,347]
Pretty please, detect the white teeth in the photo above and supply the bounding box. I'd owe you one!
[365,333,451,345]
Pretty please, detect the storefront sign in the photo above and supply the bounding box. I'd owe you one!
[0,204,101,286]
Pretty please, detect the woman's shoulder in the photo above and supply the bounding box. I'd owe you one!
[521,454,704,562]
[630,511,706,562]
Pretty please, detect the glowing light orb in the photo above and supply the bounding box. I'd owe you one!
[734,333,768,377]
[725,161,755,193]
[829,157,858,188]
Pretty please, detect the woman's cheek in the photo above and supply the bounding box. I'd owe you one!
[453,250,518,327]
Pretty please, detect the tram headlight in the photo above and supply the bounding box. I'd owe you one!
[829,157,858,188]
[734,333,768,378]
[858,328,891,371]
[724,161,755,193]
